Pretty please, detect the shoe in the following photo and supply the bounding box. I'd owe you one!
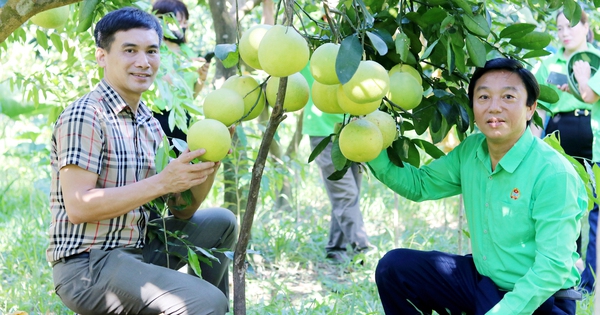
[352,244,377,265]
[325,250,349,264]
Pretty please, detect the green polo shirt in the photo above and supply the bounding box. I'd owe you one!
[534,44,600,161]
[300,64,344,137]
[367,129,586,315]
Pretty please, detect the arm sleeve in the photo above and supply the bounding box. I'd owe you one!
[54,101,105,175]
[366,146,462,201]
[487,171,586,314]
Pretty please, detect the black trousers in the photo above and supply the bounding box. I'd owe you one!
[545,112,593,163]
[375,249,576,315]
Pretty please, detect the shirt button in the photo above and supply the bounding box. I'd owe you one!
[483,256,487,260]
[485,203,489,207]
[489,176,492,180]
[484,230,488,234]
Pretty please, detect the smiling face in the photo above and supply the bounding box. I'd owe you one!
[473,70,537,148]
[557,12,589,57]
[96,28,160,108]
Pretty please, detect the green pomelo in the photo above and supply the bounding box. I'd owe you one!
[309,43,341,85]
[387,72,423,111]
[337,85,381,116]
[202,88,245,126]
[30,5,70,29]
[239,24,272,70]
[222,75,266,121]
[389,63,423,85]
[187,119,232,162]
[311,82,344,114]
[258,25,310,77]
[338,119,383,163]
[266,72,310,112]
[342,60,389,103]
[364,110,397,149]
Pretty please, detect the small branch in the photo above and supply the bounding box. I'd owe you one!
[0,0,82,44]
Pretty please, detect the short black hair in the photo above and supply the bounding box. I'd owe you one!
[94,7,163,52]
[153,0,190,21]
[468,58,540,108]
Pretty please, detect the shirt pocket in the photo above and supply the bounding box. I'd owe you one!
[489,198,535,246]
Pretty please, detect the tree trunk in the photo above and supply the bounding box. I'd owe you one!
[0,0,82,44]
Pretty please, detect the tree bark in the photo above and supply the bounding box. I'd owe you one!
[0,0,81,44]
[233,0,293,310]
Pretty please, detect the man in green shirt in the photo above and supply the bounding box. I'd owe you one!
[369,58,587,314]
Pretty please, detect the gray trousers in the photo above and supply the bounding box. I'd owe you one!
[310,136,370,252]
[52,207,238,315]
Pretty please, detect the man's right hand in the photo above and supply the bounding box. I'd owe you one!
[159,148,216,194]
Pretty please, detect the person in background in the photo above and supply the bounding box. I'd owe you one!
[533,9,599,294]
[152,0,210,143]
[370,58,586,314]
[301,66,374,264]
[47,7,237,314]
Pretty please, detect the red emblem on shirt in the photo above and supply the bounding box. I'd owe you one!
[510,188,520,200]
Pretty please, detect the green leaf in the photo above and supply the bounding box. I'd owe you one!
[187,247,202,277]
[366,31,388,56]
[430,108,443,133]
[421,38,439,60]
[522,49,552,59]
[538,84,560,104]
[440,15,456,34]
[446,39,455,73]
[327,164,351,180]
[214,44,239,68]
[393,136,420,167]
[452,0,473,15]
[462,14,490,37]
[155,136,170,173]
[50,33,63,53]
[76,0,99,33]
[466,33,486,67]
[421,7,448,25]
[394,32,410,63]
[509,32,552,50]
[499,23,537,39]
[412,139,446,159]
[386,145,404,167]
[308,135,333,163]
[337,34,362,84]
[563,0,581,27]
[331,137,347,171]
[36,29,48,50]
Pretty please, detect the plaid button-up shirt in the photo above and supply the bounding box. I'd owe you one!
[47,80,165,263]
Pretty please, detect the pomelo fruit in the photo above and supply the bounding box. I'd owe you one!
[258,25,309,77]
[309,43,341,85]
[222,75,266,121]
[266,72,310,112]
[239,24,272,70]
[364,110,397,149]
[342,60,389,103]
[338,119,383,163]
[312,81,344,114]
[202,88,245,126]
[187,119,231,162]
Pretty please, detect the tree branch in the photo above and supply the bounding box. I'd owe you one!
[0,0,82,44]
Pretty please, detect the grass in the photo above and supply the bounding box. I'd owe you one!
[0,113,596,314]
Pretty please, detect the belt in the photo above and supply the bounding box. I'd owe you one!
[553,288,582,300]
[51,252,90,267]
[557,109,591,117]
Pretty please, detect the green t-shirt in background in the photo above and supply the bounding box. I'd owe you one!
[300,64,345,137]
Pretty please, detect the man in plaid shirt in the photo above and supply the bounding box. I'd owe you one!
[47,7,237,314]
